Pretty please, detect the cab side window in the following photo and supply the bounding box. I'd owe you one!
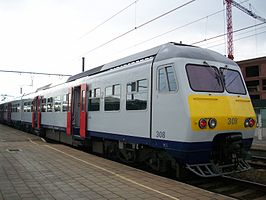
[158,66,177,92]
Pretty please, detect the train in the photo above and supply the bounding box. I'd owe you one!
[0,42,256,177]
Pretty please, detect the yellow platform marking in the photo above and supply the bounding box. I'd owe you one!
[28,138,179,200]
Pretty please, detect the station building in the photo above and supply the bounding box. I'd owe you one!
[237,56,266,138]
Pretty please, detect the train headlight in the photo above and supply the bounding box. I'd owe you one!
[208,118,217,129]
[199,118,207,129]
[244,118,255,127]
[244,119,249,127]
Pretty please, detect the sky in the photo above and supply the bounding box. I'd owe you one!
[0,0,266,100]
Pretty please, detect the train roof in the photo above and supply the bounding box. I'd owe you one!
[67,42,236,82]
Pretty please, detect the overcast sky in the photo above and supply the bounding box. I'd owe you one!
[0,0,266,99]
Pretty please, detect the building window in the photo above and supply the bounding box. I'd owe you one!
[126,79,148,110]
[246,65,259,77]
[246,80,260,92]
[262,80,266,90]
[54,96,61,112]
[250,95,260,100]
[88,88,100,111]
[158,66,177,92]
[105,85,120,111]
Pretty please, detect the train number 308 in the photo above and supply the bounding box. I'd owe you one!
[156,131,165,138]
[228,118,238,125]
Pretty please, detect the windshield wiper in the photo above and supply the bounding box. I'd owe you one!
[203,61,223,87]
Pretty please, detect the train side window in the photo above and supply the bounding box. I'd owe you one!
[54,96,61,112]
[126,79,148,110]
[88,88,100,111]
[62,94,68,112]
[81,90,86,111]
[105,84,120,111]
[158,68,167,92]
[23,102,27,112]
[41,98,47,112]
[17,104,20,112]
[158,66,177,92]
[28,102,31,112]
[13,104,17,112]
[47,97,53,112]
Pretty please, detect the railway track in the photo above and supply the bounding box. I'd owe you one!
[186,175,266,200]
[248,148,266,169]
[248,155,266,169]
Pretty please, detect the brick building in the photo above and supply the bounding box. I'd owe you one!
[237,56,266,100]
[237,56,266,134]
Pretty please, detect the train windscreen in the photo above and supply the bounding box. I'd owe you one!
[186,64,224,93]
[221,68,246,95]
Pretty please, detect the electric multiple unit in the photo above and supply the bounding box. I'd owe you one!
[0,42,256,177]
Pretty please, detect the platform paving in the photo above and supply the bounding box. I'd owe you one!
[0,124,233,200]
[252,137,266,151]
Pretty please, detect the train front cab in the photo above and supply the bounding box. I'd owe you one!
[185,62,256,177]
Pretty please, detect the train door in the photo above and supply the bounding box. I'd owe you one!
[151,65,178,140]
[7,103,11,124]
[32,96,41,129]
[79,84,87,138]
[66,84,87,138]
[66,88,73,135]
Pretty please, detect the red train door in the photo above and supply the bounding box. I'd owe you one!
[7,103,11,123]
[66,84,87,138]
[32,96,41,129]
[66,88,73,136]
[37,97,41,129]
[79,83,87,138]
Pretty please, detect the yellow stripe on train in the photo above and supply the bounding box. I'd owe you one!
[188,95,256,131]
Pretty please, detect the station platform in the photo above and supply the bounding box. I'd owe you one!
[252,137,266,151]
[0,124,232,200]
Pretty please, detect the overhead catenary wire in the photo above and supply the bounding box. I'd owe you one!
[206,29,266,50]
[0,69,72,77]
[81,0,196,56]
[116,9,225,53]
[191,22,266,45]
[200,24,266,47]
[78,0,140,40]
[104,0,251,55]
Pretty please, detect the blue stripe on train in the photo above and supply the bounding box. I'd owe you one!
[84,129,253,164]
[51,126,253,164]
[14,121,254,163]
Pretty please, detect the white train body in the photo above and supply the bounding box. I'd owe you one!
[0,43,256,177]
